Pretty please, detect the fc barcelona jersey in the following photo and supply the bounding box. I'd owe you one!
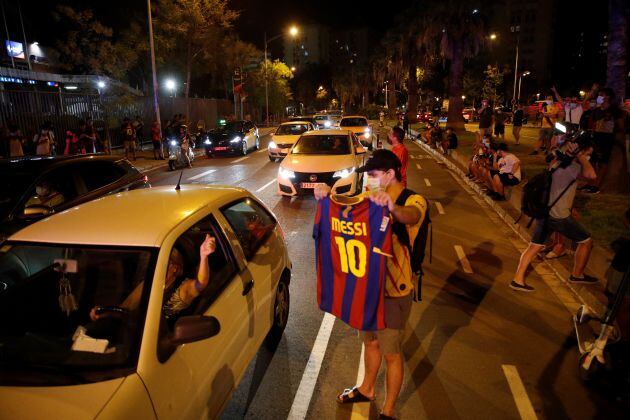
[313,194,393,331]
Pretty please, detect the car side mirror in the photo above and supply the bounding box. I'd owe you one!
[22,205,52,218]
[356,146,366,154]
[171,315,221,346]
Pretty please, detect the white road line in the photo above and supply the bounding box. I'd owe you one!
[255,147,268,153]
[416,163,422,170]
[231,156,249,163]
[435,201,445,215]
[424,178,432,187]
[502,365,538,420]
[255,179,276,192]
[287,313,336,420]
[187,169,216,181]
[350,343,369,420]
[454,245,473,274]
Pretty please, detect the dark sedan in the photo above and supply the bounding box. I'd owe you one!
[203,120,260,156]
[0,154,149,242]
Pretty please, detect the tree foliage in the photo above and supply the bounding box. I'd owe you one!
[247,60,293,118]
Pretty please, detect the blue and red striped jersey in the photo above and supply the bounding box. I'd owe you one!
[313,194,393,331]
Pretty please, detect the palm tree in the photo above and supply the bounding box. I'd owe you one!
[417,1,486,131]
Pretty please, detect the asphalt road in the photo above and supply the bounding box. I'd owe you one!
[147,128,623,419]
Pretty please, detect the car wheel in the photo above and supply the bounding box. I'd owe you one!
[268,155,276,162]
[267,278,290,347]
[241,140,248,155]
[255,136,260,150]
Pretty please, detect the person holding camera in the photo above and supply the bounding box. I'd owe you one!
[511,136,597,292]
[486,143,521,201]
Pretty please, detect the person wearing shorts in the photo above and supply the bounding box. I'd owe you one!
[512,103,524,145]
[511,139,597,292]
[493,108,507,140]
[531,96,559,155]
[478,99,493,136]
[121,118,137,161]
[487,143,520,200]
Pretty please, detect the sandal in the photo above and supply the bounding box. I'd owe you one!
[337,386,374,404]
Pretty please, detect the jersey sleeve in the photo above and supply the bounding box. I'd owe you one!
[405,194,427,225]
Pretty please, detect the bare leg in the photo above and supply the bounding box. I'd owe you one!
[381,353,404,417]
[572,238,593,277]
[514,243,545,285]
[358,339,381,399]
[492,174,504,196]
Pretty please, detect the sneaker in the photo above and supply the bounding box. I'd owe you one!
[492,194,506,201]
[510,280,535,292]
[569,274,598,284]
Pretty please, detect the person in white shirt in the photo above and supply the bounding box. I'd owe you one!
[551,86,583,129]
[487,142,520,200]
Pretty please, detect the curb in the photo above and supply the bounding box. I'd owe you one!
[407,128,609,316]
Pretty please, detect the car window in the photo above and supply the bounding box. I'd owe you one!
[292,135,351,155]
[276,124,309,135]
[221,199,276,261]
[75,162,127,192]
[22,168,80,213]
[340,118,368,127]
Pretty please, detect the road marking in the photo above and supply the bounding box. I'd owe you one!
[454,245,473,273]
[502,365,538,420]
[255,179,276,192]
[187,169,216,181]
[350,343,370,420]
[287,313,336,420]
[435,201,445,215]
[255,147,268,153]
[424,178,432,187]
[416,163,422,170]
[231,156,249,163]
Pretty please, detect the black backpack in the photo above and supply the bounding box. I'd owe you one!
[394,188,432,301]
[520,170,575,226]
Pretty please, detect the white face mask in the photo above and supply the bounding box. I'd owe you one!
[596,95,605,105]
[366,176,382,192]
[35,187,48,196]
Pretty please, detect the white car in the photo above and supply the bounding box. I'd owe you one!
[277,129,367,196]
[268,121,316,161]
[313,114,334,129]
[339,115,377,150]
[0,185,291,419]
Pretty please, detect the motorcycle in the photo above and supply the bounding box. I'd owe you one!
[167,136,195,171]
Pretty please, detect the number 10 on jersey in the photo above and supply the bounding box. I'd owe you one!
[334,236,367,278]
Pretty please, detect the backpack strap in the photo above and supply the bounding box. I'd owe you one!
[393,188,414,250]
[548,179,576,211]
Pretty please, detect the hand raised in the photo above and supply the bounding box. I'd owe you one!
[200,234,216,257]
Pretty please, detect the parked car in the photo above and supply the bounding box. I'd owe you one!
[0,184,292,419]
[277,129,367,197]
[0,154,149,243]
[268,121,316,161]
[204,120,259,156]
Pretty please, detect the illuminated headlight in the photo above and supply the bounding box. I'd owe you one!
[204,139,211,145]
[278,167,295,179]
[230,136,242,144]
[169,140,177,146]
[269,141,277,149]
[333,167,355,179]
[324,121,332,127]
[363,129,371,139]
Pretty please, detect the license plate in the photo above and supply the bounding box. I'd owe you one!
[214,146,228,151]
[300,182,325,189]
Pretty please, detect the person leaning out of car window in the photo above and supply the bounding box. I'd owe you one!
[90,234,216,320]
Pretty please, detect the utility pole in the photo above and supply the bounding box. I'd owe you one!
[147,0,162,148]
[264,32,269,127]
[510,25,520,111]
[17,0,30,71]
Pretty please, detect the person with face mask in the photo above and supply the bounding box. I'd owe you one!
[477,99,493,136]
[551,86,583,130]
[25,181,65,209]
[530,94,559,155]
[315,150,427,419]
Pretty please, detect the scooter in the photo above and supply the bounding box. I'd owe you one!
[167,136,195,171]
[573,266,629,381]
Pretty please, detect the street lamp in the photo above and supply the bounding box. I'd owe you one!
[517,71,530,102]
[264,25,299,126]
[291,66,296,72]
[490,33,497,40]
[165,79,176,95]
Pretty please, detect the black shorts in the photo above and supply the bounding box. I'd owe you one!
[494,124,505,135]
[531,216,591,245]
[591,133,614,165]
[490,170,520,186]
[152,140,161,150]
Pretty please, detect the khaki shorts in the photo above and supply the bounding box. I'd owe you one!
[361,294,413,355]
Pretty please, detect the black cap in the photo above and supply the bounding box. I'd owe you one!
[357,149,402,173]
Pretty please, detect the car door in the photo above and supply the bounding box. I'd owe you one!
[242,121,253,148]
[219,198,283,348]
[140,214,254,419]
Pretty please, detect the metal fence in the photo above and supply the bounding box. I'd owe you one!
[0,89,232,154]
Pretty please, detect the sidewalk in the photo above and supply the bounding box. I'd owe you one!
[405,125,613,316]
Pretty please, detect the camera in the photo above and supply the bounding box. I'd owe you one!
[546,126,594,168]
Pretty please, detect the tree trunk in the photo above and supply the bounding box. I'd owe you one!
[446,40,465,132]
[387,85,397,117]
[185,40,192,122]
[406,57,419,123]
[606,0,627,107]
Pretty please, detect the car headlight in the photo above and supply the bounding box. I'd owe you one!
[230,136,242,144]
[333,167,355,179]
[169,140,177,146]
[269,141,277,148]
[324,121,332,127]
[364,129,371,139]
[278,167,295,179]
[204,139,211,145]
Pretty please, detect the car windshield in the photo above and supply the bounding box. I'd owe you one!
[292,135,351,155]
[276,124,309,135]
[340,118,367,127]
[0,243,156,386]
[314,115,329,121]
[218,121,243,132]
[0,168,35,220]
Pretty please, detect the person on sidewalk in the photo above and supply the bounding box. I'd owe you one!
[487,142,521,200]
[32,122,54,156]
[122,117,137,161]
[512,103,524,145]
[442,127,458,156]
[530,95,559,155]
[151,121,164,160]
[477,99,493,136]
[511,137,597,292]
[316,150,426,420]
[493,107,507,141]
[402,113,410,138]
[7,124,25,157]
[387,126,409,187]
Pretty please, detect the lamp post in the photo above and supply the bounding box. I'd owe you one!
[510,25,521,110]
[165,79,176,116]
[517,71,530,102]
[384,81,389,109]
[147,0,162,154]
[264,25,298,126]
